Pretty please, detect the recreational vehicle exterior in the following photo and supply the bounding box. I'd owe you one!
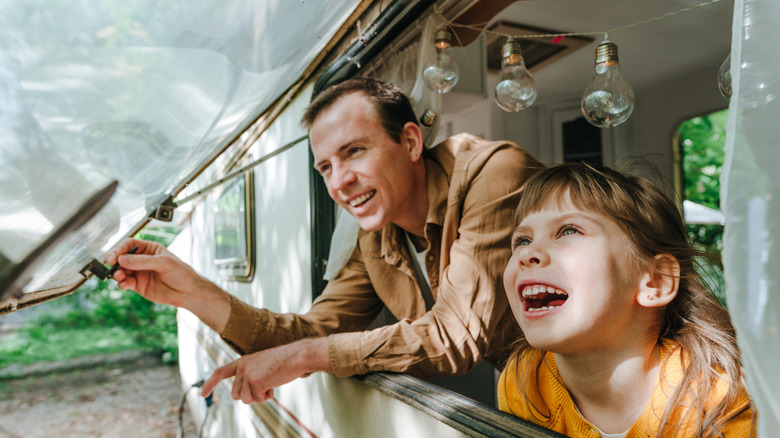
[2,0,778,436]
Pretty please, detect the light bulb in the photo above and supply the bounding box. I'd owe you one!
[717,53,732,101]
[581,40,635,128]
[494,39,537,112]
[423,27,460,94]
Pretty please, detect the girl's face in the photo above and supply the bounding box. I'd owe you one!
[503,191,647,355]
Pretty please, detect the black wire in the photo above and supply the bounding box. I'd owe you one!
[178,379,211,438]
[198,405,211,438]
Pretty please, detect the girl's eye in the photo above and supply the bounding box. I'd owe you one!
[511,235,531,250]
[560,226,579,237]
[318,164,331,176]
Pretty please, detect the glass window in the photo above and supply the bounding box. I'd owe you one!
[0,0,360,307]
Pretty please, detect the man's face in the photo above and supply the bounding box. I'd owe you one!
[310,92,419,232]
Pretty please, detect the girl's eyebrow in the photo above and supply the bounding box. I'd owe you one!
[512,223,532,235]
[515,210,605,233]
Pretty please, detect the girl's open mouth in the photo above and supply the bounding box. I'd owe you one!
[521,285,568,312]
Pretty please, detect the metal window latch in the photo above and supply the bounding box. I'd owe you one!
[150,196,176,222]
[79,246,138,281]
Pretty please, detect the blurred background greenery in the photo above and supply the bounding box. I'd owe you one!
[0,227,180,370]
[679,108,727,305]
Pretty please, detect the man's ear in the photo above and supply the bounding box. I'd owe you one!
[636,253,680,307]
[401,121,424,162]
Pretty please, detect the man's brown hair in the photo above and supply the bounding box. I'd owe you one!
[301,78,419,143]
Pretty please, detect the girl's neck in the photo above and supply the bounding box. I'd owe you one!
[554,341,661,435]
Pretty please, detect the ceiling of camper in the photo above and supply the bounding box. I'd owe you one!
[0,0,734,309]
[446,0,733,110]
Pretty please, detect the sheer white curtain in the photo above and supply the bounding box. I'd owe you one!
[324,15,444,281]
[722,0,780,432]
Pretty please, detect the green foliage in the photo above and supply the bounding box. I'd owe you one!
[87,278,180,364]
[679,110,727,259]
[1,227,182,369]
[0,325,141,368]
[680,110,728,210]
[1,278,179,368]
[679,109,728,305]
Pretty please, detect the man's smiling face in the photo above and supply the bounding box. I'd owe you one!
[310,92,421,233]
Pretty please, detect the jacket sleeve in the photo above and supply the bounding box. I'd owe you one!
[220,247,384,355]
[327,142,542,377]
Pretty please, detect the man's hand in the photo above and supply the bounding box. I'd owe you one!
[201,337,332,404]
[104,238,231,332]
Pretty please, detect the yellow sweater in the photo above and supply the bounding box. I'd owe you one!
[497,341,755,437]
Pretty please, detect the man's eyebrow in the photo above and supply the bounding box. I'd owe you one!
[313,137,370,169]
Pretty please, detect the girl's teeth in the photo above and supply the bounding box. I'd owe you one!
[521,285,568,297]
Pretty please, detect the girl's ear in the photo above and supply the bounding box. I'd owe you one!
[637,253,680,307]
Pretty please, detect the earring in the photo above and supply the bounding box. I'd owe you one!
[647,295,654,301]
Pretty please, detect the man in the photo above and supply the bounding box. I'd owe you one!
[106,78,542,404]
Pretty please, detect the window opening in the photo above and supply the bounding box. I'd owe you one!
[678,108,728,305]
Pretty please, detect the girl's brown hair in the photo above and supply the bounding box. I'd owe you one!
[510,162,754,437]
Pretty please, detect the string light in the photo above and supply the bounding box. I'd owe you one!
[494,38,537,112]
[423,27,460,93]
[581,38,635,128]
[431,0,723,125]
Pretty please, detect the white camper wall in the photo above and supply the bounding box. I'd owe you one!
[178,83,317,437]
[627,66,728,186]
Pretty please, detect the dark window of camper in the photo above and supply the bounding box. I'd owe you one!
[562,116,602,165]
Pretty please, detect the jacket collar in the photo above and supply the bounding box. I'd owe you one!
[377,151,452,264]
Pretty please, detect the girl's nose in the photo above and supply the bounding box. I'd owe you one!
[518,243,549,268]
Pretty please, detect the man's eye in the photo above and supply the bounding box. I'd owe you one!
[347,146,364,156]
[318,164,331,176]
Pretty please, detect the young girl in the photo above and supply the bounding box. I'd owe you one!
[498,163,755,437]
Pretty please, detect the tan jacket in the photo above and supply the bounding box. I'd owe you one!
[221,133,542,378]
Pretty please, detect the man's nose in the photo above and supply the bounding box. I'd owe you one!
[329,162,356,191]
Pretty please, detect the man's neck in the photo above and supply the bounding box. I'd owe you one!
[395,162,428,239]
[407,232,428,252]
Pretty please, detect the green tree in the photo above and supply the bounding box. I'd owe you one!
[679,109,728,305]
[680,109,728,256]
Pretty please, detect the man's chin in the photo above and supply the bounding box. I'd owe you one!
[355,216,386,232]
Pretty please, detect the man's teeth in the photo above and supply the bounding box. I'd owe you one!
[521,285,567,298]
[349,190,376,207]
